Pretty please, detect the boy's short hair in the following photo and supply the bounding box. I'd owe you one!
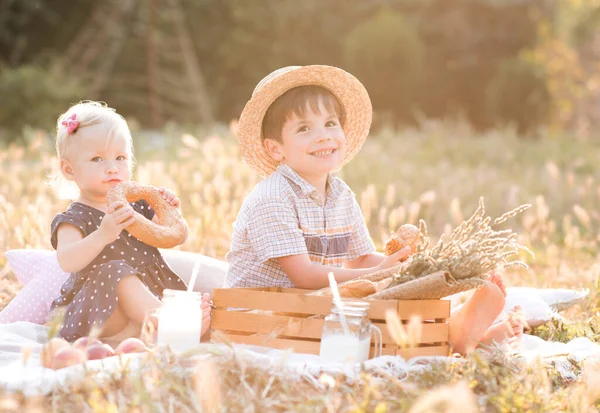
[262,85,345,143]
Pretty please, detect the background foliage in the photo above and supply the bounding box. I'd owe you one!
[2,0,600,140]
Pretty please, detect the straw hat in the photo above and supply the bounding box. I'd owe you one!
[237,65,372,177]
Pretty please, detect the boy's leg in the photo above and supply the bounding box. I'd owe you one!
[100,274,162,337]
[478,305,525,349]
[448,279,506,354]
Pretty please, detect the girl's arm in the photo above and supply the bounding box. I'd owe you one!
[56,201,135,273]
[278,247,409,289]
[56,225,111,273]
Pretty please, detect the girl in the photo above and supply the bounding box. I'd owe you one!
[50,101,211,343]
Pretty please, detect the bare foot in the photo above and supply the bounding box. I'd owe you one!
[449,281,506,354]
[487,271,507,297]
[507,305,526,338]
[200,293,212,337]
[479,305,526,350]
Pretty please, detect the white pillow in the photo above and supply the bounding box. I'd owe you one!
[1,249,228,325]
[5,249,60,286]
[506,287,589,312]
[1,250,70,324]
[449,286,589,328]
[159,249,228,295]
[503,291,555,328]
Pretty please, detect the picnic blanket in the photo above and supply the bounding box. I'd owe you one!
[0,287,597,396]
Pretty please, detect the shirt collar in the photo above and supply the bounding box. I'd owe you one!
[276,163,345,202]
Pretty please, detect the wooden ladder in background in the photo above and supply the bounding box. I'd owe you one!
[65,0,213,127]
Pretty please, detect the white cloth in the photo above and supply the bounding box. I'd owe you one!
[1,287,597,396]
[0,322,146,395]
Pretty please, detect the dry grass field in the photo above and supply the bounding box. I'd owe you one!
[0,121,599,412]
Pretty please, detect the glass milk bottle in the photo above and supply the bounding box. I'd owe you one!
[319,299,382,363]
[156,289,203,352]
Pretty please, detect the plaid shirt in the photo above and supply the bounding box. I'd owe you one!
[225,163,376,288]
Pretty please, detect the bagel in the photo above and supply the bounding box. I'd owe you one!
[106,181,186,248]
[384,224,420,256]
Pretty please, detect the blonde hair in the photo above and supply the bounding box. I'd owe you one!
[56,101,133,160]
[52,101,134,199]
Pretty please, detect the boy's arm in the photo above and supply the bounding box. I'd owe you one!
[278,248,409,289]
[344,252,386,269]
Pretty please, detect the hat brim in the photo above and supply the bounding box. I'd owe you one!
[237,65,372,177]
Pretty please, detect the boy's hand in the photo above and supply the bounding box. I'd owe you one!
[376,246,411,271]
[158,188,180,208]
[98,201,136,244]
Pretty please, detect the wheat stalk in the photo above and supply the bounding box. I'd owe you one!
[389,197,533,288]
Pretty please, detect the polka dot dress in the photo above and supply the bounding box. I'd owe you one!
[49,201,186,341]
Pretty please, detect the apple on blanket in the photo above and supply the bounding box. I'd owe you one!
[40,336,148,370]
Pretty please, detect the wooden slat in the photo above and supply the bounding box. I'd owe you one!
[212,310,324,339]
[213,311,448,345]
[215,333,449,359]
[213,289,334,315]
[397,345,450,359]
[218,333,321,355]
[373,321,449,345]
[369,299,450,320]
[214,288,450,320]
[238,287,314,294]
[396,300,450,319]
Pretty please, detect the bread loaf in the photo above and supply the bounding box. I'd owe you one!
[310,279,377,298]
[385,224,420,256]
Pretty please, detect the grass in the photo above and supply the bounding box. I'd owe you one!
[1,121,599,412]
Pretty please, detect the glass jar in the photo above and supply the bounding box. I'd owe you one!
[155,289,203,353]
[319,299,382,363]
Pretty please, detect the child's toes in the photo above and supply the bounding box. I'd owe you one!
[487,272,507,296]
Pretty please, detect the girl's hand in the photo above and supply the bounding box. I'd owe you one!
[375,246,411,271]
[98,201,136,244]
[200,292,212,338]
[158,188,181,208]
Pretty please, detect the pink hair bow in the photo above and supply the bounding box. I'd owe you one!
[62,113,80,135]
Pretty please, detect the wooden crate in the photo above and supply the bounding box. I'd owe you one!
[210,287,450,359]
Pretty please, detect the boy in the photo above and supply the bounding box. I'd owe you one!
[226,65,524,353]
[226,65,409,290]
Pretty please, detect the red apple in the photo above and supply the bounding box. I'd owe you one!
[72,336,102,351]
[40,337,70,368]
[115,337,148,355]
[86,343,116,360]
[52,347,87,369]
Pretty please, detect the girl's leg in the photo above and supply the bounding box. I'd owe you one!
[102,276,213,340]
[449,278,506,354]
[99,303,129,338]
[100,274,162,337]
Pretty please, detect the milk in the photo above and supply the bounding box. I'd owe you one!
[156,292,202,352]
[319,333,372,363]
[157,322,201,352]
[358,334,372,361]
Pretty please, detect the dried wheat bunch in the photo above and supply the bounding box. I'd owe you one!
[389,197,533,288]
